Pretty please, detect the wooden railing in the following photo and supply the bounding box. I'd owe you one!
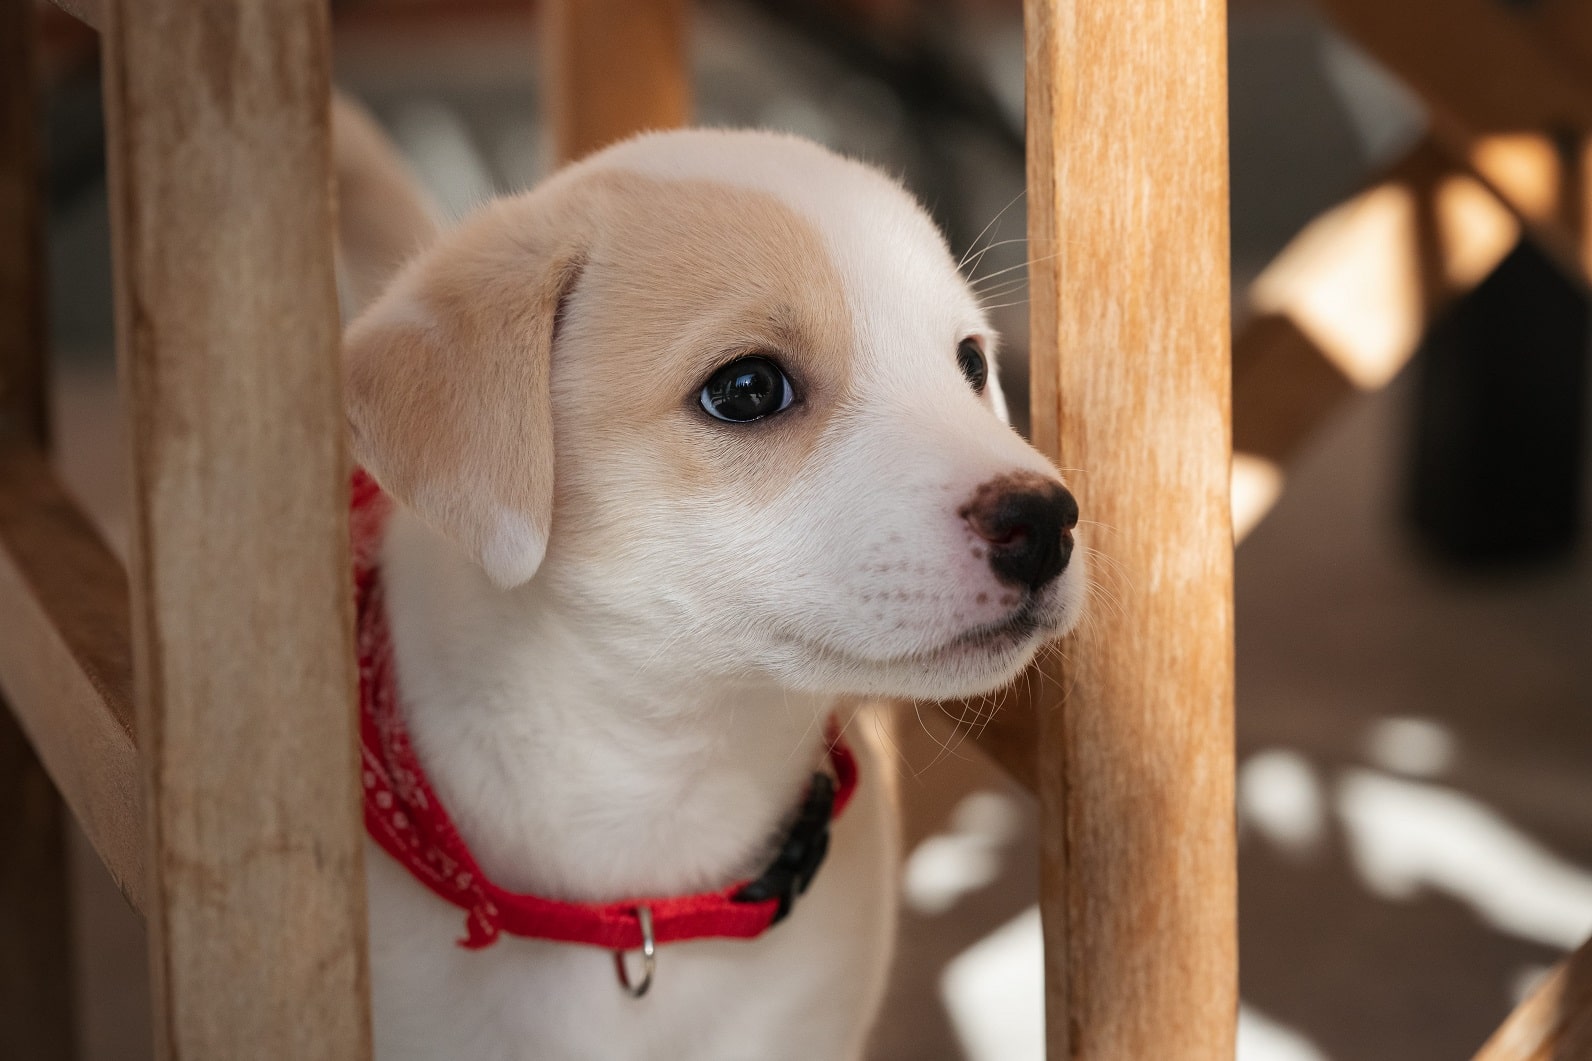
[52,0,1592,1055]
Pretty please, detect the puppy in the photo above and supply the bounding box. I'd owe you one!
[334,99,1086,1060]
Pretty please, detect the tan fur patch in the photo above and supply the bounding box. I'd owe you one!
[551,172,854,508]
[343,169,854,581]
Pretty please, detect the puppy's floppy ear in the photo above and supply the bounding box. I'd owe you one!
[343,202,583,588]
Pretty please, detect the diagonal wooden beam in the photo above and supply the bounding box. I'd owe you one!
[1474,935,1592,1060]
[0,447,141,908]
[1315,0,1592,285]
[102,0,371,1054]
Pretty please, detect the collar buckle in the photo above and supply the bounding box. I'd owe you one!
[731,771,837,923]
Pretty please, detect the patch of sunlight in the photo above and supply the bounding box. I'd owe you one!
[941,905,1042,1061]
[904,790,1022,916]
[1233,454,1286,542]
[1238,1006,1332,1061]
[1338,770,1592,949]
[1469,134,1561,223]
[941,906,1333,1061]
[1249,183,1422,391]
[1362,717,1456,778]
[1239,749,1327,860]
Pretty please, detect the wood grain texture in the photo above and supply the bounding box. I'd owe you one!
[1025,0,1236,1056]
[0,3,75,1054]
[545,0,692,163]
[100,1,371,1056]
[0,446,142,907]
[1474,937,1592,1060]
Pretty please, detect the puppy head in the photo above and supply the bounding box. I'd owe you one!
[345,130,1086,701]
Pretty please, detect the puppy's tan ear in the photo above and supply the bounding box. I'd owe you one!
[343,205,582,588]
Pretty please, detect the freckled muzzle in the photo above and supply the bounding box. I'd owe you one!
[961,472,1079,591]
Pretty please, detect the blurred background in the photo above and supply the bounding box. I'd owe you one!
[30,0,1592,1058]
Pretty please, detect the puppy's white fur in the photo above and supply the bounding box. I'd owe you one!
[335,99,1085,1060]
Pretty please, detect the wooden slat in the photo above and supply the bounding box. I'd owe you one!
[100,1,372,1057]
[1315,0,1592,284]
[1474,937,1592,1060]
[544,0,691,163]
[1240,137,1519,459]
[1025,0,1236,1057]
[0,447,141,907]
[1,2,77,1054]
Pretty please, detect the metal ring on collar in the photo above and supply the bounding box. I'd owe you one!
[612,905,656,999]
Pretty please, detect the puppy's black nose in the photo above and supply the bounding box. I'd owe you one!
[962,474,1078,591]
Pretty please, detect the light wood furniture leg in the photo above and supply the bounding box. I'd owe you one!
[937,118,1540,782]
[545,0,692,164]
[0,0,76,1056]
[1025,0,1237,1055]
[1474,936,1592,1060]
[99,0,371,1055]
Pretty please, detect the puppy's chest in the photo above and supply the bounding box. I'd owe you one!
[364,759,894,1061]
[413,714,817,899]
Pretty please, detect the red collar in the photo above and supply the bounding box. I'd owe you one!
[351,470,858,951]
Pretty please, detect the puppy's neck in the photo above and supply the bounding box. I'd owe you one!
[379,508,837,902]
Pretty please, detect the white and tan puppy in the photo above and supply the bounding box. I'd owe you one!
[335,100,1086,1060]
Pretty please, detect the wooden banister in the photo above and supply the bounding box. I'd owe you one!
[0,447,141,906]
[100,0,371,1055]
[1025,0,1236,1057]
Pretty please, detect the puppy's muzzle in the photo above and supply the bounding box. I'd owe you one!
[963,473,1079,592]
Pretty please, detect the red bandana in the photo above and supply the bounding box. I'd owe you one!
[352,470,857,951]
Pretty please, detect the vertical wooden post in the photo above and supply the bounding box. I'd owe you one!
[544,0,692,164]
[100,1,372,1057]
[1025,0,1236,1057]
[0,0,76,1057]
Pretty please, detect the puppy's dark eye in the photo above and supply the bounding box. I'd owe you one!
[957,338,988,394]
[700,356,795,423]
